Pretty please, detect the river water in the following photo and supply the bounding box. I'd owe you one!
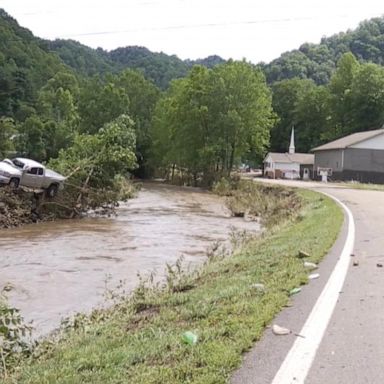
[0,182,260,337]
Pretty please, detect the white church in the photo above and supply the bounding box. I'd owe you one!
[263,128,314,180]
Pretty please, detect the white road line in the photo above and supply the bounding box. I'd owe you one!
[271,192,355,384]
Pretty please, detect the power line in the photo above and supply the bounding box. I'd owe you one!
[58,16,336,38]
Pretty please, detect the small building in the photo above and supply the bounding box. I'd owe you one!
[264,128,314,179]
[312,128,384,183]
[263,153,315,179]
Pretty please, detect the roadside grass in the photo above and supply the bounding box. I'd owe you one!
[4,185,343,384]
[338,181,384,191]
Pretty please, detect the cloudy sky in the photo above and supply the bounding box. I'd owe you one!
[0,0,383,63]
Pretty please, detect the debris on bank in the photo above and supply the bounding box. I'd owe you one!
[308,273,320,280]
[0,187,112,228]
[298,250,310,259]
[0,187,45,228]
[289,287,302,296]
[0,177,138,229]
[213,177,302,227]
[304,261,317,269]
[272,324,291,336]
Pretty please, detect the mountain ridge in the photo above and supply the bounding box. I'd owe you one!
[2,8,384,98]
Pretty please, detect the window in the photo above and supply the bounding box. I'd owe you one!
[26,167,43,175]
[27,167,38,175]
[12,159,24,169]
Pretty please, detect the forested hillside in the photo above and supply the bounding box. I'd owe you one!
[108,48,226,90]
[0,9,71,118]
[2,7,384,186]
[0,9,161,181]
[107,46,188,89]
[45,39,118,77]
[44,17,384,90]
[0,9,246,186]
[264,17,384,85]
[47,41,226,90]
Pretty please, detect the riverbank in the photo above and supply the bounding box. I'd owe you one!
[3,182,343,383]
[0,178,138,229]
[0,188,47,228]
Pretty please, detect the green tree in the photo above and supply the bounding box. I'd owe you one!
[0,117,15,157]
[78,76,129,134]
[34,72,80,159]
[327,53,360,138]
[349,63,384,132]
[151,61,274,184]
[50,114,137,188]
[150,97,173,170]
[212,61,274,173]
[270,78,315,152]
[115,70,160,175]
[17,115,46,160]
[295,85,332,151]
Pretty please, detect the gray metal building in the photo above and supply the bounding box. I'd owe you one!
[312,129,384,183]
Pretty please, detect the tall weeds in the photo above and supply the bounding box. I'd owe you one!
[213,177,302,227]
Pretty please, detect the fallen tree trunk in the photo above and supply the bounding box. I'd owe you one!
[70,168,94,219]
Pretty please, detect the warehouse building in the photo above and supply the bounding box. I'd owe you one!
[312,128,384,183]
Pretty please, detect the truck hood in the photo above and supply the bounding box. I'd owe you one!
[0,161,22,176]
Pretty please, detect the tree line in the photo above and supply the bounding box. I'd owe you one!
[271,53,384,153]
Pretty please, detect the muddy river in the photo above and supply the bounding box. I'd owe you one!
[0,183,260,337]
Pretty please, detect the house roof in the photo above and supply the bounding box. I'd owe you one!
[312,129,384,152]
[265,152,314,165]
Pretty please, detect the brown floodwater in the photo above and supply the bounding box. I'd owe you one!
[0,182,260,337]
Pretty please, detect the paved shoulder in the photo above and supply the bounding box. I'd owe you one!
[231,189,350,384]
[232,181,384,384]
[306,188,384,384]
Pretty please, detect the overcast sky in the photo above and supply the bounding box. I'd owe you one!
[0,0,383,63]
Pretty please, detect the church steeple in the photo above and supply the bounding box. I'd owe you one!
[289,127,295,154]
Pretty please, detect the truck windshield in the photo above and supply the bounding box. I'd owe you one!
[12,159,25,169]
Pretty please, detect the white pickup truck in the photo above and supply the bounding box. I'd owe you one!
[0,157,66,197]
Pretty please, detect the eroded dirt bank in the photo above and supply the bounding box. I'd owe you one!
[0,182,260,337]
[0,188,45,228]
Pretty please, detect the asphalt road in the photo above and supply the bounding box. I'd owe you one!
[231,179,384,384]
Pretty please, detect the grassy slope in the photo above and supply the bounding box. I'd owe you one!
[6,189,343,384]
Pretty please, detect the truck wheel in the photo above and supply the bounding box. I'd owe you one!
[46,184,58,198]
[9,178,20,188]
